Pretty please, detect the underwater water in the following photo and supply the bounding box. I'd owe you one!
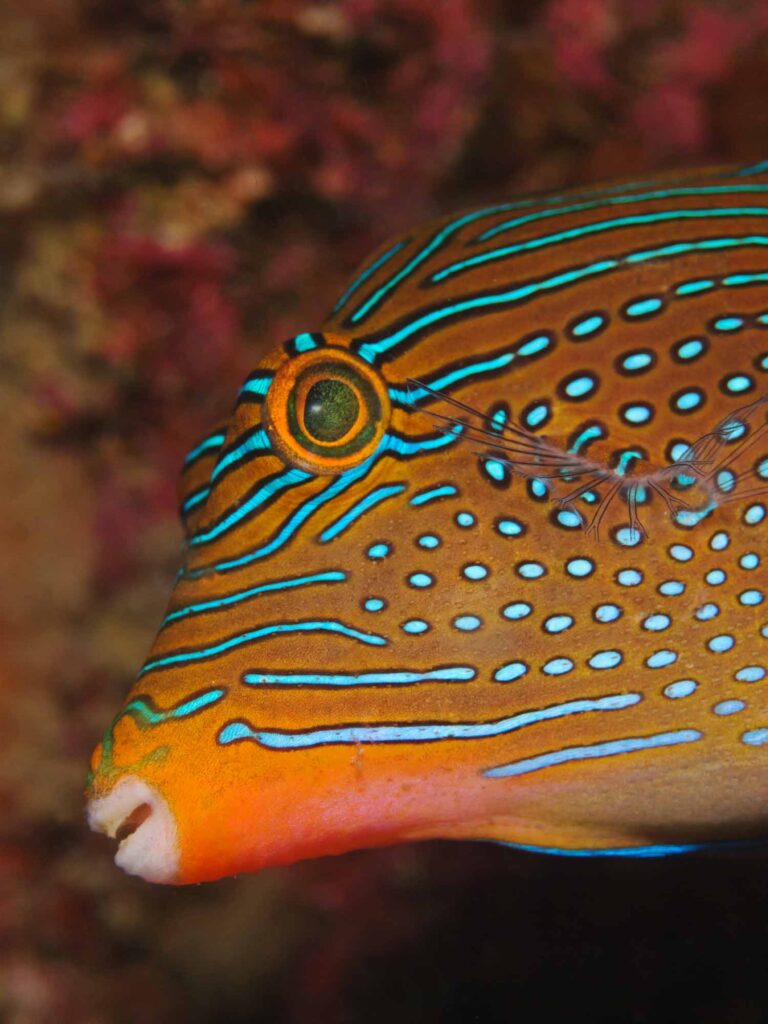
[2,1,768,1020]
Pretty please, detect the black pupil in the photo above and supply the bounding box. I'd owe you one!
[304,378,359,443]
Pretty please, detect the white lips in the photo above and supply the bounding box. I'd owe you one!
[87,775,179,884]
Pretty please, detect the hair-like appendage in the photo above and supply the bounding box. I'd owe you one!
[406,381,768,537]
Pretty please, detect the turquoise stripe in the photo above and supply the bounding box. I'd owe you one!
[140,620,388,676]
[210,429,271,483]
[218,692,641,749]
[390,350,515,405]
[190,467,312,546]
[183,431,226,468]
[484,729,702,778]
[477,184,768,242]
[162,571,346,627]
[319,484,406,542]
[358,234,768,361]
[333,239,408,314]
[243,667,476,686]
[410,484,458,506]
[433,207,768,283]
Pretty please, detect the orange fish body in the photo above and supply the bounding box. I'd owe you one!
[88,163,768,883]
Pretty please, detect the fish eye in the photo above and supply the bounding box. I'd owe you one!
[264,344,391,474]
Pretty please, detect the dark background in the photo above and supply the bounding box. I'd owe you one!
[2,1,768,1021]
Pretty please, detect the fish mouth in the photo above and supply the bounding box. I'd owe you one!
[87,775,179,884]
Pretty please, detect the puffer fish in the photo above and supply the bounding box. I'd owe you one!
[87,162,768,884]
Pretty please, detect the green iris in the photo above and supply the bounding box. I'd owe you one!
[303,378,360,443]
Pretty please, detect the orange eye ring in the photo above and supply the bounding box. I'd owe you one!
[263,341,391,475]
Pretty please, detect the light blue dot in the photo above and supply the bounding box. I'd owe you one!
[543,657,574,676]
[740,553,760,570]
[745,503,766,525]
[594,603,622,622]
[617,569,643,587]
[646,649,678,669]
[706,569,726,585]
[659,580,685,597]
[675,279,714,296]
[503,602,532,620]
[615,527,642,547]
[571,314,606,338]
[664,679,697,699]
[708,634,735,653]
[713,316,744,332]
[670,441,692,462]
[695,603,720,621]
[494,661,528,682]
[525,403,549,428]
[497,518,524,537]
[588,650,622,670]
[456,512,475,528]
[742,729,768,745]
[709,531,730,551]
[364,597,385,612]
[725,374,753,393]
[454,615,481,631]
[418,534,440,549]
[564,375,597,399]
[644,613,671,631]
[484,460,507,482]
[621,350,653,372]
[530,479,549,498]
[622,404,652,425]
[674,391,703,412]
[368,543,390,559]
[625,296,663,317]
[716,469,736,493]
[557,509,583,529]
[740,590,764,606]
[675,338,705,361]
[669,544,693,562]
[713,699,745,716]
[517,562,545,579]
[402,619,429,634]
[544,614,573,633]
[566,557,594,578]
[517,334,552,356]
[735,666,766,683]
[409,572,434,588]
[464,563,489,581]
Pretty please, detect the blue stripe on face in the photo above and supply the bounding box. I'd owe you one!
[161,571,347,627]
[475,185,768,242]
[319,484,407,542]
[356,235,768,363]
[210,429,271,483]
[242,667,477,686]
[332,239,409,314]
[183,430,226,468]
[217,692,641,749]
[140,620,388,676]
[432,208,768,284]
[389,350,516,405]
[190,467,313,546]
[484,729,702,778]
[409,484,458,506]
[493,838,767,857]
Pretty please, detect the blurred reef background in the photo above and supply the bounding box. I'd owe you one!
[2,1,768,1021]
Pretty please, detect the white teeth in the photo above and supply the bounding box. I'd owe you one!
[87,776,179,884]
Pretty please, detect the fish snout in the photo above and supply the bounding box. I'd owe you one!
[86,776,179,884]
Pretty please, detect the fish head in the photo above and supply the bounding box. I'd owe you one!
[86,332,498,883]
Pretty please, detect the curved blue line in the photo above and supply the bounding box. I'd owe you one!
[140,620,388,676]
[492,838,768,858]
[183,431,226,468]
[242,667,477,686]
[484,729,702,778]
[319,484,407,542]
[162,571,347,627]
[477,185,768,242]
[433,208,768,283]
[217,691,641,749]
[190,467,312,546]
[333,239,408,314]
[390,350,515,406]
[410,484,458,506]
[210,429,271,483]
[357,234,768,362]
